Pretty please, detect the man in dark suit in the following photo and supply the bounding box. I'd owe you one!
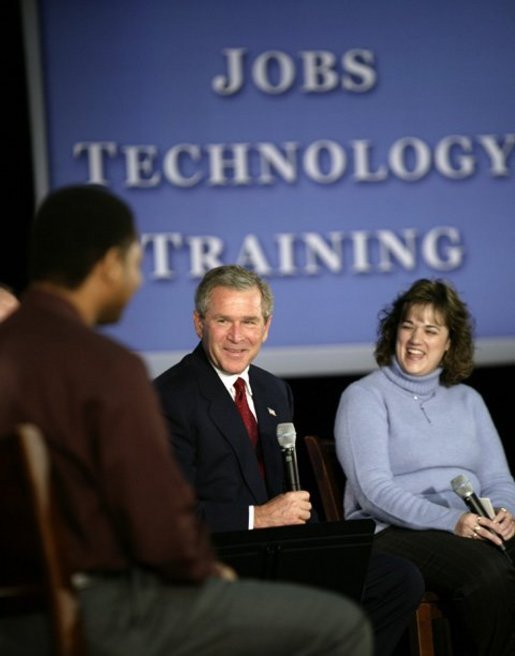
[154,341,299,531]
[0,188,371,656]
[155,264,425,656]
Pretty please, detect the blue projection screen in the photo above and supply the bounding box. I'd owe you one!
[23,0,515,377]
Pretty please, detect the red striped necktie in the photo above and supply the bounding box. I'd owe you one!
[233,377,264,476]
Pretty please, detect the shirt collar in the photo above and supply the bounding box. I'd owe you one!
[212,364,252,398]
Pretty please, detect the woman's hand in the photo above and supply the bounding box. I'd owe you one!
[454,511,506,546]
[493,507,515,542]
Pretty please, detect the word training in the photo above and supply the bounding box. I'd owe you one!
[141,226,464,279]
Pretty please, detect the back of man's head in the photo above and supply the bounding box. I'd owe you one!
[29,185,137,289]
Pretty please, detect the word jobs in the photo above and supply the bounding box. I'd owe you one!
[212,47,377,96]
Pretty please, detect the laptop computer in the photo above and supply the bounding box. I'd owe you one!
[212,519,375,602]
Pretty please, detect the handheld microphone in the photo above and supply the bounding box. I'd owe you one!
[451,474,511,561]
[451,474,492,518]
[276,422,301,491]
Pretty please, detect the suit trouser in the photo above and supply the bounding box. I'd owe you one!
[360,550,425,656]
[75,569,371,656]
[375,527,515,656]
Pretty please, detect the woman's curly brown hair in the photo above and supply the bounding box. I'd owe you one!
[374,278,475,386]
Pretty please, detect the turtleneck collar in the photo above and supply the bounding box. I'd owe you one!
[382,356,442,398]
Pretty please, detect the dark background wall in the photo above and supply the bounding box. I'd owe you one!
[6,1,514,513]
[4,1,33,294]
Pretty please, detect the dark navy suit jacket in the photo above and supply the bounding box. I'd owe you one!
[154,344,294,532]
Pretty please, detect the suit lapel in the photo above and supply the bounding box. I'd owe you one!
[250,368,286,498]
[192,346,269,504]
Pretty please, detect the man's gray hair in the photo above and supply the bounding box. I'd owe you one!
[195,265,274,320]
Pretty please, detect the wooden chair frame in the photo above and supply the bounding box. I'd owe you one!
[0,423,85,656]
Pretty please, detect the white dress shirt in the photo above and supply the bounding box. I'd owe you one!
[212,365,258,528]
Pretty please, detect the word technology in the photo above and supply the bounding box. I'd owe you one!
[74,134,514,188]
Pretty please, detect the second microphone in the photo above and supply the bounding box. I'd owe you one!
[276,422,301,491]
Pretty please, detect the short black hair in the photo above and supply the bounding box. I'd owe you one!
[29,185,137,288]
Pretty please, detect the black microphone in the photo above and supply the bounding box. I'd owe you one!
[451,474,511,561]
[277,422,301,491]
[451,474,492,518]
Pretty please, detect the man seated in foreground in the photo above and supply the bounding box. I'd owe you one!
[0,186,371,656]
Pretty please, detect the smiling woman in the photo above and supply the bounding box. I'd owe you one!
[395,304,450,378]
[374,278,474,385]
[334,278,515,654]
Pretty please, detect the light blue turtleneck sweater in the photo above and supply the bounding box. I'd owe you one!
[334,359,515,533]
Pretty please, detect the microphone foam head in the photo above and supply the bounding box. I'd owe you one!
[276,422,296,448]
[451,474,474,498]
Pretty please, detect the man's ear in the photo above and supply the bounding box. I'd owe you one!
[97,247,123,284]
[262,315,272,342]
[193,310,204,339]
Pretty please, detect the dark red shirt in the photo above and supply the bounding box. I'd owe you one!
[0,289,214,583]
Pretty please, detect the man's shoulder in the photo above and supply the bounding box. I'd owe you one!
[249,363,291,398]
[154,347,207,391]
[249,362,282,384]
[70,326,149,386]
